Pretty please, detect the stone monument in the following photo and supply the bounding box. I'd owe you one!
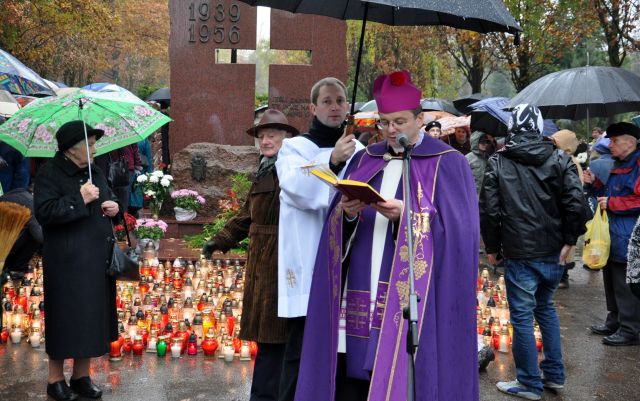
[168,1,347,217]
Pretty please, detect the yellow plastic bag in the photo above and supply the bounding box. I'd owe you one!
[582,205,610,269]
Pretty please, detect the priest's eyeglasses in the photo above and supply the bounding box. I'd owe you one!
[376,119,411,130]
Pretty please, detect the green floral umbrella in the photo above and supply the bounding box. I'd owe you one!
[0,89,171,158]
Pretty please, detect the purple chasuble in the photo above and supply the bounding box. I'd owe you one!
[295,136,480,401]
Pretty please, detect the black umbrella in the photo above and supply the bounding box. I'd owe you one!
[146,87,170,106]
[239,0,521,114]
[507,66,640,120]
[453,93,488,114]
[420,98,460,115]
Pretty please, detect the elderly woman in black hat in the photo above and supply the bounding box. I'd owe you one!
[34,120,119,400]
[203,109,298,401]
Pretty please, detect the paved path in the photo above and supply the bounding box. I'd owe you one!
[1,262,639,401]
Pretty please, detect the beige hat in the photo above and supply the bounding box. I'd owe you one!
[551,129,579,154]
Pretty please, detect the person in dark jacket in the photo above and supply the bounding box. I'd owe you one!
[584,122,640,346]
[95,144,141,213]
[480,104,586,400]
[0,187,43,275]
[0,141,30,194]
[202,109,298,401]
[465,130,496,195]
[34,121,119,401]
[443,126,471,154]
[0,187,43,332]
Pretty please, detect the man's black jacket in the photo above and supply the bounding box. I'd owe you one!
[480,132,587,259]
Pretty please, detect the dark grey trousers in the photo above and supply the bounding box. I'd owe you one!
[602,260,640,337]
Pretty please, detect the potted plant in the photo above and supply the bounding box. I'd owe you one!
[171,189,206,221]
[113,212,138,250]
[135,170,173,218]
[134,218,168,251]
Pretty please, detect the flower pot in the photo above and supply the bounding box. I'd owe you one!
[174,207,197,222]
[137,238,160,253]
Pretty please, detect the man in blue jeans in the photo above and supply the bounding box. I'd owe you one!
[480,104,586,400]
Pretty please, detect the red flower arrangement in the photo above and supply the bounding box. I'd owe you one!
[114,212,138,241]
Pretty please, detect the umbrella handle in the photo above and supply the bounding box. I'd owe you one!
[79,100,93,182]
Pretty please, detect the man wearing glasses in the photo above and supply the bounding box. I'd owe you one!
[295,71,480,401]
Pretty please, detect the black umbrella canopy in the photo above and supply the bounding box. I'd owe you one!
[240,0,521,33]
[240,0,521,114]
[507,66,640,120]
[147,87,170,104]
[420,98,460,115]
[453,93,488,114]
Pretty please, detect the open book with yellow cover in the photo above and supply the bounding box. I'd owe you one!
[310,166,385,204]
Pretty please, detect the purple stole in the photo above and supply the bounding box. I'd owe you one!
[325,145,451,400]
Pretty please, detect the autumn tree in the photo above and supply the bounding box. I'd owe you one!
[0,0,117,86]
[438,29,497,94]
[0,0,169,92]
[592,0,640,67]
[489,0,598,91]
[346,22,463,102]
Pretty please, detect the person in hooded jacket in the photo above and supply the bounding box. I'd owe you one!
[480,104,586,400]
[466,130,496,195]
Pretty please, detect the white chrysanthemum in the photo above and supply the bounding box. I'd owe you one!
[160,178,171,187]
[136,174,148,183]
[164,174,173,181]
[145,190,156,196]
[149,175,159,183]
[576,152,588,164]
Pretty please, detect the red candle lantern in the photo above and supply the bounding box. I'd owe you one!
[132,335,145,356]
[232,337,242,354]
[249,341,258,358]
[227,316,235,335]
[109,341,122,361]
[123,336,133,354]
[187,333,198,356]
[202,329,218,356]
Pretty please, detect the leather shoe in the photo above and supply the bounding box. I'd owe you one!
[602,333,640,346]
[69,377,102,398]
[47,380,78,401]
[590,324,618,336]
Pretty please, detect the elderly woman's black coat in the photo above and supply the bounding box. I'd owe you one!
[34,152,118,360]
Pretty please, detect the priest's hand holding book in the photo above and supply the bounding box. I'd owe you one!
[341,196,403,222]
[341,196,367,220]
[372,199,403,222]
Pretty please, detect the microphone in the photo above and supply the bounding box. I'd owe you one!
[397,133,412,150]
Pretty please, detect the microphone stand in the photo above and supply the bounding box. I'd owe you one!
[400,141,419,401]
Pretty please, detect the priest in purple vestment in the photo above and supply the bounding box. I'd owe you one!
[295,70,480,401]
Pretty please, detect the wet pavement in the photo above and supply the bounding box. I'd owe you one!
[1,261,639,401]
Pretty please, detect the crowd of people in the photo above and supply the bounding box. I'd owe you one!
[1,69,640,401]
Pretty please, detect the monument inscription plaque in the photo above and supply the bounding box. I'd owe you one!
[169,2,347,152]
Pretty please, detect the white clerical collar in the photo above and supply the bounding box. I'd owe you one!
[390,131,425,153]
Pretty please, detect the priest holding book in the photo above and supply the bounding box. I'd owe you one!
[295,71,480,401]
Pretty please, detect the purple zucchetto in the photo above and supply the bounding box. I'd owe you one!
[373,70,421,114]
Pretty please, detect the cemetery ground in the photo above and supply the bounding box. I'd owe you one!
[1,260,639,401]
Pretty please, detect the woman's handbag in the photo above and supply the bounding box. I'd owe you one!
[106,211,140,281]
[582,205,610,269]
